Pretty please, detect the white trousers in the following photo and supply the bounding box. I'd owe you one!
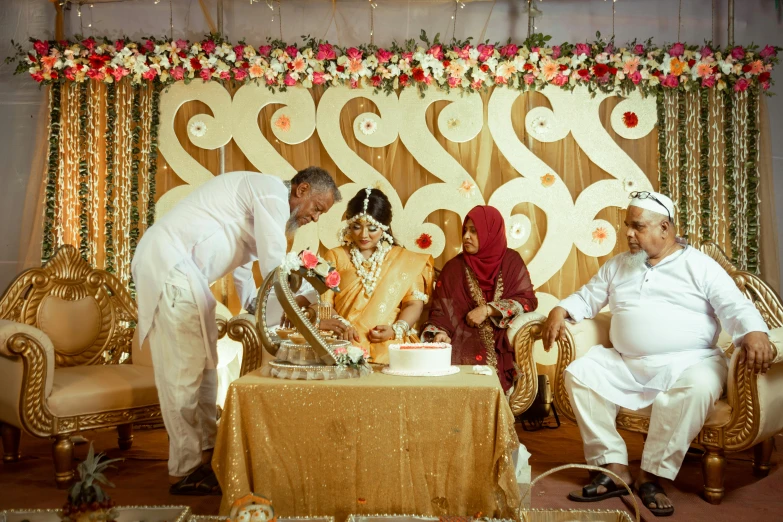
[564,355,727,480]
[148,266,218,477]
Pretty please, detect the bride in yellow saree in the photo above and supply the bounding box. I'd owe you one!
[317,188,434,364]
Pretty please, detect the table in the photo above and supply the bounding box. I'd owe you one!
[213,366,522,521]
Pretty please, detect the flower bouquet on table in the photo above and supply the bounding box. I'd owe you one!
[333,345,373,376]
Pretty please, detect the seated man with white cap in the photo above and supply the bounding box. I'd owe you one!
[541,190,775,516]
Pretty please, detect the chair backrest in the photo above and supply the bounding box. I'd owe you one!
[0,245,137,368]
[700,242,783,330]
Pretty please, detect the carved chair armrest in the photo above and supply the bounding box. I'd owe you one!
[227,314,264,377]
[0,320,56,436]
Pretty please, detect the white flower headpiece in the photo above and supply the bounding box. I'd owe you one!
[340,187,394,245]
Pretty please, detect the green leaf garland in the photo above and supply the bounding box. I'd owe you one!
[104,82,117,274]
[677,90,688,238]
[723,90,737,265]
[146,85,160,228]
[746,86,760,273]
[657,91,668,196]
[42,82,61,263]
[78,82,90,261]
[129,84,141,294]
[699,88,711,244]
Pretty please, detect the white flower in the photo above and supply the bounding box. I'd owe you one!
[358,117,378,136]
[530,116,551,135]
[347,346,365,364]
[280,252,301,275]
[188,120,208,138]
[508,222,525,240]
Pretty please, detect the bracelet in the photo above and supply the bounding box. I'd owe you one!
[392,320,411,340]
[333,315,352,328]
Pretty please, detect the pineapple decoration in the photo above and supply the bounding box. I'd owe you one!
[60,443,122,522]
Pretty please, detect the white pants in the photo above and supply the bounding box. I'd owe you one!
[148,266,218,477]
[564,355,728,480]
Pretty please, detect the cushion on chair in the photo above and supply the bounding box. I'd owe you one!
[619,399,732,428]
[568,311,613,358]
[47,364,158,417]
[37,296,102,357]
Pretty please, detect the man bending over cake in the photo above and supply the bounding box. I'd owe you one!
[541,190,774,516]
[132,167,340,495]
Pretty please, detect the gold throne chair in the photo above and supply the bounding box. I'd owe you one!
[512,241,783,504]
[0,245,162,488]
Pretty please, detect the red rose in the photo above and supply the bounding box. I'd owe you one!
[759,72,771,83]
[577,68,590,78]
[523,63,534,71]
[324,270,341,289]
[742,64,752,73]
[608,66,618,75]
[559,64,568,71]
[592,63,608,77]
[480,64,490,73]
[371,75,381,87]
[399,73,409,86]
[336,65,345,73]
[412,67,425,82]
[688,59,696,67]
[190,57,202,71]
[300,250,319,269]
[415,233,433,249]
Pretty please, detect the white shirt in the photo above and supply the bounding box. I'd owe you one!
[132,171,289,348]
[560,244,768,409]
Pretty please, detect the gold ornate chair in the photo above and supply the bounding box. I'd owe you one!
[512,241,783,504]
[0,245,231,488]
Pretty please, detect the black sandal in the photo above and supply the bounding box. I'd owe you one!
[568,472,630,502]
[637,481,675,517]
[169,463,217,496]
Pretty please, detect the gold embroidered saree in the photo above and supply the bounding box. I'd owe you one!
[322,245,434,364]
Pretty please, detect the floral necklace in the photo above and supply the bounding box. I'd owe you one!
[350,241,391,296]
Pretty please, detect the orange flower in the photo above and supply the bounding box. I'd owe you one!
[670,58,685,76]
[750,59,764,75]
[540,58,559,81]
[274,115,291,132]
[540,173,556,187]
[249,64,264,78]
[592,227,608,244]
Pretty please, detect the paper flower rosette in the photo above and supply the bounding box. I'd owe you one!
[228,494,276,522]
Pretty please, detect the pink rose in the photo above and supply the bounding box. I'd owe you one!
[427,44,444,60]
[265,76,277,86]
[232,68,247,81]
[762,81,771,91]
[233,44,245,58]
[731,46,745,60]
[575,43,591,56]
[453,44,471,60]
[700,45,713,58]
[33,40,49,56]
[143,39,156,53]
[477,43,495,61]
[662,74,679,88]
[300,250,319,270]
[350,78,359,89]
[376,48,393,64]
[202,40,216,54]
[470,79,483,90]
[171,66,185,80]
[142,69,158,81]
[64,67,76,81]
[219,70,230,80]
[448,76,460,88]
[669,42,685,57]
[325,270,341,289]
[494,75,508,85]
[199,68,212,81]
[531,47,540,53]
[284,73,296,86]
[401,51,413,62]
[633,44,645,55]
[552,73,568,86]
[81,37,96,51]
[604,43,614,54]
[258,45,272,57]
[86,69,104,80]
[285,45,298,57]
[175,39,189,50]
[523,73,536,85]
[734,77,749,92]
[312,71,326,85]
[346,47,363,60]
[371,75,381,87]
[760,45,777,60]
[500,44,519,58]
[552,45,562,59]
[114,39,125,51]
[630,70,642,84]
[316,43,337,61]
[31,71,44,83]
[701,75,716,88]
[112,67,129,81]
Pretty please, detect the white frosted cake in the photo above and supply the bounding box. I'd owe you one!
[383,343,459,377]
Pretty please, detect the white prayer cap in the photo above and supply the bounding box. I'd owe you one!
[628,191,674,221]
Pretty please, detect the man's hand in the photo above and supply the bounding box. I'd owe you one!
[318,318,360,342]
[741,331,775,374]
[542,306,569,351]
[466,305,490,328]
[369,325,394,343]
[433,332,452,344]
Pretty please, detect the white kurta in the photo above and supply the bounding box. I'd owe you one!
[560,244,768,410]
[132,171,289,369]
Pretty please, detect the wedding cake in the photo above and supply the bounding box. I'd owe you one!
[382,343,459,376]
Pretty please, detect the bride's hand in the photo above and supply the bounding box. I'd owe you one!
[466,305,490,328]
[433,332,452,344]
[368,325,394,343]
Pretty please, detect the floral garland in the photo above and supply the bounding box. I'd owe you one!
[677,91,688,238]
[723,90,737,264]
[78,82,89,260]
[656,91,668,195]
[8,33,779,96]
[147,85,160,227]
[698,88,711,243]
[42,82,61,263]
[104,82,116,273]
[746,86,760,273]
[130,85,141,260]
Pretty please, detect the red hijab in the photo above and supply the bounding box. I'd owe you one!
[463,205,507,301]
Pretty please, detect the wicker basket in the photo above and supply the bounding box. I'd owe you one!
[519,465,638,522]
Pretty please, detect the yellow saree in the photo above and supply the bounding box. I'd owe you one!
[322,245,434,363]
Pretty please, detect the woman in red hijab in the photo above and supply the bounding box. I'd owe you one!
[422,205,537,391]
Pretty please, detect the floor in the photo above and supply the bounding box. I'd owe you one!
[0,420,781,522]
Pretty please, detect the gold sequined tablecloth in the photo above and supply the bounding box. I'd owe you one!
[213,366,521,520]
